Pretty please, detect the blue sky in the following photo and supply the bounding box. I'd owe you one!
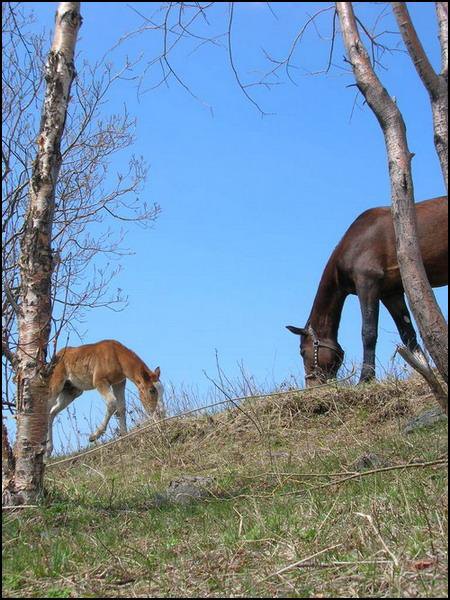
[19,2,448,452]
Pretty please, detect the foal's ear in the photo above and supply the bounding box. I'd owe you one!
[286,325,308,336]
[154,366,161,378]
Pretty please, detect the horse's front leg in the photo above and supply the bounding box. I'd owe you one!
[357,282,380,383]
[112,380,127,435]
[89,380,119,442]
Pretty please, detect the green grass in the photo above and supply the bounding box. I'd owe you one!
[2,377,448,597]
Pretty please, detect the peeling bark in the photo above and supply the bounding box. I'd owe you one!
[6,3,82,506]
[336,3,448,402]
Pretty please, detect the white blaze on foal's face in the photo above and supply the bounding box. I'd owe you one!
[154,381,164,404]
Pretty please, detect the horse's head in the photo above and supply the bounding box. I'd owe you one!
[286,324,344,387]
[141,366,164,413]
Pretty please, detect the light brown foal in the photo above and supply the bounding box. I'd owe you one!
[47,339,163,456]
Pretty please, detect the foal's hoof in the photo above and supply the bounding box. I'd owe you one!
[88,434,97,443]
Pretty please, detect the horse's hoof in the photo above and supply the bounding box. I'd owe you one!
[358,377,376,385]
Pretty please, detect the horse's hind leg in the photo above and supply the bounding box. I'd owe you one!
[112,380,127,435]
[47,384,82,457]
[382,293,420,349]
[89,380,119,442]
[47,361,73,456]
[382,293,427,362]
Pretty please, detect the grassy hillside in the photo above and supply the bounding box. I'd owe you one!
[2,377,448,598]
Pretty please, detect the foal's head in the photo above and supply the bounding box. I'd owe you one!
[286,325,344,387]
[139,366,164,413]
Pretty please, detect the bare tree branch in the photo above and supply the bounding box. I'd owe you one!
[392,3,440,96]
[391,2,448,189]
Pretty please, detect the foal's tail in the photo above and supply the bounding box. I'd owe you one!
[46,349,71,401]
[46,345,72,377]
[46,353,60,378]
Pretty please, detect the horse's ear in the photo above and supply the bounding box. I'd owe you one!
[154,366,161,378]
[286,325,308,336]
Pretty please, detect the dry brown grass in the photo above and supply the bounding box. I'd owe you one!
[48,374,436,477]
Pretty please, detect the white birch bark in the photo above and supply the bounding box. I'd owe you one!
[5,3,82,505]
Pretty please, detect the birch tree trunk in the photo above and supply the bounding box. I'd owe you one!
[335,3,448,396]
[3,3,82,505]
[392,2,448,191]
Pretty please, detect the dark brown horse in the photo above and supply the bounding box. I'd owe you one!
[287,196,448,386]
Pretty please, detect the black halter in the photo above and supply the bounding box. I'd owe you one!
[304,326,344,380]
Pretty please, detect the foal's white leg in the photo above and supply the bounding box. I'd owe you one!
[47,386,82,457]
[112,380,127,435]
[89,381,119,442]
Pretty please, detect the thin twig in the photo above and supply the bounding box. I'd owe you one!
[203,369,264,437]
[284,459,448,495]
[356,511,399,567]
[265,543,343,579]
[2,504,38,511]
